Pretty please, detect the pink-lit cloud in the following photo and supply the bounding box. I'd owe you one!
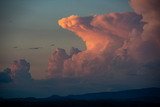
[48,12,143,77]
[130,0,160,44]
[0,0,160,98]
[46,0,160,78]
[47,48,69,78]
[58,12,143,52]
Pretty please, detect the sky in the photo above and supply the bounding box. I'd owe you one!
[0,0,160,98]
[0,0,132,79]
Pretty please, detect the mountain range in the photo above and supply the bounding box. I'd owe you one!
[0,87,160,107]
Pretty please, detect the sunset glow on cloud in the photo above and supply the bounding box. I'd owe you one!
[57,14,141,77]
[0,0,160,98]
[58,13,143,52]
[46,0,160,79]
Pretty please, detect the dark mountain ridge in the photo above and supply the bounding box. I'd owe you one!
[0,87,160,107]
[64,87,160,101]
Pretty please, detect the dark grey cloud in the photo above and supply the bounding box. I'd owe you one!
[69,47,81,56]
[0,68,12,83]
[0,59,32,83]
[29,47,42,50]
[10,59,32,82]
[50,44,55,46]
[13,46,18,49]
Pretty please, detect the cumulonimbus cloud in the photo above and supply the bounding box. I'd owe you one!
[58,13,143,52]
[0,0,160,98]
[47,0,160,82]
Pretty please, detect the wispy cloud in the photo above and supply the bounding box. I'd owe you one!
[13,46,18,49]
[50,44,55,46]
[29,47,42,50]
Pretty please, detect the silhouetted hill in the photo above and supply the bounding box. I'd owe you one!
[0,87,160,107]
[64,87,160,101]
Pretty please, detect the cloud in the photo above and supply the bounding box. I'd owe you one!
[130,0,160,42]
[46,0,160,83]
[9,59,32,81]
[50,44,55,46]
[0,68,12,83]
[130,0,160,60]
[69,47,81,56]
[0,59,32,84]
[13,46,18,49]
[56,12,144,77]
[58,13,143,52]
[29,47,42,50]
[1,0,160,98]
[47,48,69,78]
